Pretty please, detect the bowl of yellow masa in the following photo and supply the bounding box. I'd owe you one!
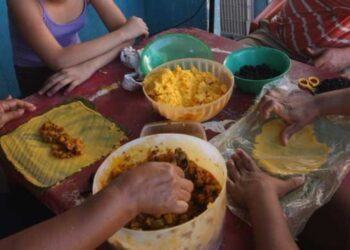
[143,58,235,122]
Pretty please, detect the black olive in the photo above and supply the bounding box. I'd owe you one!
[315,77,350,94]
[236,64,281,80]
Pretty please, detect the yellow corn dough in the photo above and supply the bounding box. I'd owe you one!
[0,101,127,187]
[253,119,329,176]
[144,65,228,107]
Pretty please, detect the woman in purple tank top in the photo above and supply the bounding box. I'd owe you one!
[7,0,148,97]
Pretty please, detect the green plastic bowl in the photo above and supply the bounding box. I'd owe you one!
[140,34,213,76]
[224,47,291,94]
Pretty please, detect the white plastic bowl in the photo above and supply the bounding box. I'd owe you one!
[93,134,227,250]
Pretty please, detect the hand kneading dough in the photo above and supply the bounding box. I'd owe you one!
[253,119,329,176]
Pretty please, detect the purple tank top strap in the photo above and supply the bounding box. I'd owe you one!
[37,0,46,18]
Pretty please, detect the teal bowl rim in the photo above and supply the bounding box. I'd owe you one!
[223,47,292,83]
[140,33,214,76]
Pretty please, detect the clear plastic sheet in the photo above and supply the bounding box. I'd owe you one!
[210,78,350,236]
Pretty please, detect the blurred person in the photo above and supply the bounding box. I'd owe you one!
[241,0,350,76]
[8,0,148,97]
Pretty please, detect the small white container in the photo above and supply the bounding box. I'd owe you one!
[140,121,207,140]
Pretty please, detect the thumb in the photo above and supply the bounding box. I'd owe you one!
[281,123,304,145]
[171,200,189,214]
[2,109,25,124]
[280,176,305,196]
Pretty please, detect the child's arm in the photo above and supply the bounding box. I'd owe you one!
[8,0,148,71]
[38,40,133,96]
[36,0,140,96]
[90,0,127,32]
[0,162,193,250]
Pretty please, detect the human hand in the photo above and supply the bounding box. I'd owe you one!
[257,90,320,145]
[38,63,95,96]
[0,98,36,128]
[121,16,149,41]
[227,149,304,209]
[307,47,350,73]
[115,162,194,216]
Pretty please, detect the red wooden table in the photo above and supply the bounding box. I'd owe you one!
[1,28,349,250]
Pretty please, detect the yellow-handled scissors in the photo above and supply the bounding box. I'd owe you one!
[298,76,320,93]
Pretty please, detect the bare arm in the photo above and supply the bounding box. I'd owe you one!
[39,40,133,96]
[90,0,127,31]
[227,149,302,250]
[8,0,147,71]
[307,47,350,73]
[85,40,133,73]
[315,88,350,116]
[0,182,136,250]
[249,190,298,250]
[0,162,193,250]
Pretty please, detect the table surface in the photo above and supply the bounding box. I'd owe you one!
[0,28,337,249]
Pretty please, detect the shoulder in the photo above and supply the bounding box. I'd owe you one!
[7,0,40,9]
[7,0,48,38]
[7,0,42,18]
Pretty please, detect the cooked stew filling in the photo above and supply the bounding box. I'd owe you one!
[105,148,222,230]
[40,121,84,159]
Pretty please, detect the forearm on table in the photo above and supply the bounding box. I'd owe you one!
[49,30,132,70]
[82,40,133,73]
[248,192,298,250]
[0,183,137,250]
[315,88,350,117]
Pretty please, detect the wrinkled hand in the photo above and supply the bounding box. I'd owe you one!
[227,149,304,209]
[307,47,350,73]
[115,162,194,216]
[0,98,36,128]
[257,90,319,145]
[38,63,95,96]
[121,16,149,40]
